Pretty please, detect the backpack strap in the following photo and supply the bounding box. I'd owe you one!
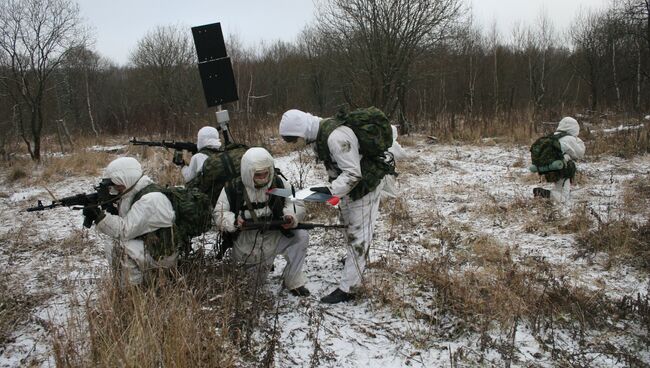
[553,131,571,140]
[315,115,394,200]
[224,174,292,236]
[131,184,177,260]
[225,178,245,221]
[198,147,222,156]
[315,118,344,172]
[132,183,164,203]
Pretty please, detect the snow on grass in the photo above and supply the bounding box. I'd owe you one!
[0,138,648,367]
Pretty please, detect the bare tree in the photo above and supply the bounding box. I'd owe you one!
[130,24,198,135]
[0,0,87,160]
[617,0,649,110]
[488,20,501,115]
[571,11,607,110]
[526,12,557,113]
[314,0,463,121]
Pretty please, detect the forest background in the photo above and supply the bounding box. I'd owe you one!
[0,0,648,161]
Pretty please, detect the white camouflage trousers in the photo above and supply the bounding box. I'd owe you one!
[550,178,572,204]
[232,229,309,290]
[338,179,385,293]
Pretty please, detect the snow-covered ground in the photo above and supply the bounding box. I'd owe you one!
[0,137,648,367]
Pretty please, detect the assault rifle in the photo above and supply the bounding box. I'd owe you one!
[240,220,347,231]
[26,178,119,228]
[129,137,198,154]
[215,220,346,260]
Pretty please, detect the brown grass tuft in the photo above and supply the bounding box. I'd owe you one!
[40,152,113,182]
[576,218,650,271]
[8,166,28,182]
[51,259,278,367]
[587,124,650,158]
[0,271,42,345]
[623,174,650,216]
[559,204,593,234]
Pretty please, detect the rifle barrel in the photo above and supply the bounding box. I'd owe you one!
[240,221,346,231]
[129,138,197,153]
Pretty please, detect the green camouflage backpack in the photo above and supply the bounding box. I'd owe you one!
[530,131,569,172]
[315,107,396,200]
[133,184,212,258]
[529,131,576,180]
[187,143,248,207]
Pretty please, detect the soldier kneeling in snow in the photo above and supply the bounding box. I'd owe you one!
[531,117,586,203]
[179,126,222,182]
[82,157,178,286]
[213,147,310,297]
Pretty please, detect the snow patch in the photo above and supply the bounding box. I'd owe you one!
[9,188,44,202]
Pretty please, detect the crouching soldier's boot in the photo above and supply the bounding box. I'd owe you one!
[321,288,354,304]
[289,286,310,297]
[533,187,551,199]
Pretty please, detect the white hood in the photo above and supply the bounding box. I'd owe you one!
[556,117,580,137]
[104,157,142,189]
[240,147,275,190]
[197,126,221,150]
[279,109,322,142]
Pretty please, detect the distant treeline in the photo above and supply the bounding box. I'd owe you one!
[0,0,648,159]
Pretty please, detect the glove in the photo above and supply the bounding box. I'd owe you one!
[310,186,332,195]
[82,206,105,228]
[172,150,186,166]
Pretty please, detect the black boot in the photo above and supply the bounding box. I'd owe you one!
[289,286,310,297]
[320,288,354,304]
[533,187,551,199]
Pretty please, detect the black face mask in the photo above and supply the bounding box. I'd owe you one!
[282,135,299,143]
[99,178,115,187]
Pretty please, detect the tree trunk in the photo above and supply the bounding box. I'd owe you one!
[86,72,99,137]
[60,118,73,147]
[636,39,642,110]
[612,42,622,111]
[55,119,66,153]
[493,47,499,116]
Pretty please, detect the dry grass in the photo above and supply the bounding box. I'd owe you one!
[408,242,614,334]
[511,155,526,168]
[0,271,43,345]
[623,174,650,216]
[586,124,649,158]
[576,218,650,271]
[363,226,626,365]
[40,152,113,181]
[521,199,562,233]
[396,134,421,147]
[216,114,280,152]
[52,259,277,367]
[414,112,536,145]
[382,196,415,241]
[519,172,542,185]
[559,204,593,234]
[395,156,426,176]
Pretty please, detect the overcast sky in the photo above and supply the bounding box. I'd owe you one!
[78,0,610,66]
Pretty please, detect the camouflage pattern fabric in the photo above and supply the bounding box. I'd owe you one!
[187,143,248,207]
[531,131,578,181]
[315,107,396,201]
[530,131,569,171]
[133,184,212,257]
